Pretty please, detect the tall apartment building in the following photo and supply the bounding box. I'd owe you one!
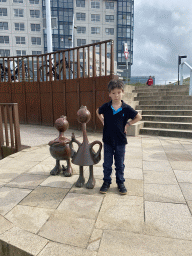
[0,0,134,75]
[0,0,44,56]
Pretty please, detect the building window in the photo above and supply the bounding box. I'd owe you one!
[29,0,39,3]
[14,9,24,17]
[92,40,100,44]
[91,14,100,22]
[77,39,86,46]
[16,36,25,44]
[13,0,23,3]
[16,50,26,56]
[30,10,40,18]
[91,27,100,34]
[31,23,40,31]
[0,36,9,44]
[76,12,86,21]
[0,8,7,16]
[76,0,85,7]
[32,51,42,55]
[76,26,86,34]
[105,15,114,22]
[105,2,114,9]
[15,23,25,31]
[0,49,10,57]
[31,37,41,45]
[0,0,7,2]
[0,22,8,30]
[91,0,100,9]
[105,28,114,35]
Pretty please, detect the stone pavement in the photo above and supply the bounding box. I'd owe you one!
[0,124,192,255]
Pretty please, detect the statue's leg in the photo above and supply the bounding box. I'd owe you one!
[86,165,95,189]
[50,160,62,175]
[75,166,85,187]
[63,159,73,177]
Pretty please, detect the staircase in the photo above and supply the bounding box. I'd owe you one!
[133,85,192,138]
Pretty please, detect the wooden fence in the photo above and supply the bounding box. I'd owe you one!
[0,103,21,158]
[0,40,117,130]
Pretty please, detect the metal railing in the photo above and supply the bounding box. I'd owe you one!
[181,62,192,96]
[0,40,114,83]
[0,103,21,158]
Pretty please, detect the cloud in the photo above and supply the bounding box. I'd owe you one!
[132,0,192,84]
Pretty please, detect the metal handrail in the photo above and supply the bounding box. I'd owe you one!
[181,61,192,96]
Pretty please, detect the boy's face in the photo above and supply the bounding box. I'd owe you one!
[109,88,124,103]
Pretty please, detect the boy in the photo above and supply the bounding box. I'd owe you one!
[96,79,142,195]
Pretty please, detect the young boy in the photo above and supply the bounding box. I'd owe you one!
[96,79,142,195]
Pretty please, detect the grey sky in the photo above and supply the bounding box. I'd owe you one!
[131,0,192,84]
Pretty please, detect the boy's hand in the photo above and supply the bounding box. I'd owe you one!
[124,123,130,134]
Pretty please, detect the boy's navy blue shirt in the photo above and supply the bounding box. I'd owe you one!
[99,100,138,146]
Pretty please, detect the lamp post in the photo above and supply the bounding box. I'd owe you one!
[178,55,187,85]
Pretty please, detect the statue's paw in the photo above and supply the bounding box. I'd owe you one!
[50,165,62,175]
[75,176,85,187]
[62,165,73,177]
[86,178,95,189]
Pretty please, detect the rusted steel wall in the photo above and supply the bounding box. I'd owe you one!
[0,40,117,131]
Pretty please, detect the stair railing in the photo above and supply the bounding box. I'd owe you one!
[180,61,192,96]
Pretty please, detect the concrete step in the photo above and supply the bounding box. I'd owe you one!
[136,91,189,97]
[133,88,189,94]
[134,85,189,91]
[136,105,192,110]
[134,95,192,101]
[142,110,192,116]
[142,115,192,122]
[138,100,192,105]
[143,121,192,130]
[140,127,192,139]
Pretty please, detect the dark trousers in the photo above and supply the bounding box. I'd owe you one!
[103,143,125,184]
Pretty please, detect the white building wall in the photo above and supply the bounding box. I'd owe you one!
[74,0,117,61]
[0,0,44,57]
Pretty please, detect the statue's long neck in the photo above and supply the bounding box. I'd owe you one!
[82,123,88,144]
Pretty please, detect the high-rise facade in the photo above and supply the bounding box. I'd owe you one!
[0,0,134,75]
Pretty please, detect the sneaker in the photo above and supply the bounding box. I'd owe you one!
[117,183,127,195]
[100,182,110,194]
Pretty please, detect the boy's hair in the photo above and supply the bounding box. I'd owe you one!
[108,79,124,92]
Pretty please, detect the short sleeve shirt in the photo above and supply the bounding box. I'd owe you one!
[99,100,138,146]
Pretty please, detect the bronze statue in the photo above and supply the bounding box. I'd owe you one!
[49,116,73,177]
[70,106,102,189]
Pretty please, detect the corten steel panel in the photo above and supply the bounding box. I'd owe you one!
[26,93,41,124]
[25,82,39,93]
[80,91,93,129]
[53,92,65,121]
[0,93,11,103]
[52,80,64,93]
[0,82,10,93]
[12,94,27,123]
[40,81,51,93]
[65,79,78,93]
[95,76,111,91]
[65,91,79,128]
[79,77,93,92]
[11,82,24,94]
[40,93,53,125]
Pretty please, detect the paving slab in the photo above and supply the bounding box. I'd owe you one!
[97,230,192,256]
[144,183,185,203]
[19,186,69,209]
[174,170,192,183]
[95,194,144,233]
[144,201,192,240]
[144,170,177,184]
[57,192,103,219]
[38,213,95,248]
[5,205,54,234]
[143,160,172,171]
[0,187,31,216]
[170,161,192,171]
[0,226,48,256]
[38,241,97,256]
[179,183,192,201]
[40,174,78,188]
